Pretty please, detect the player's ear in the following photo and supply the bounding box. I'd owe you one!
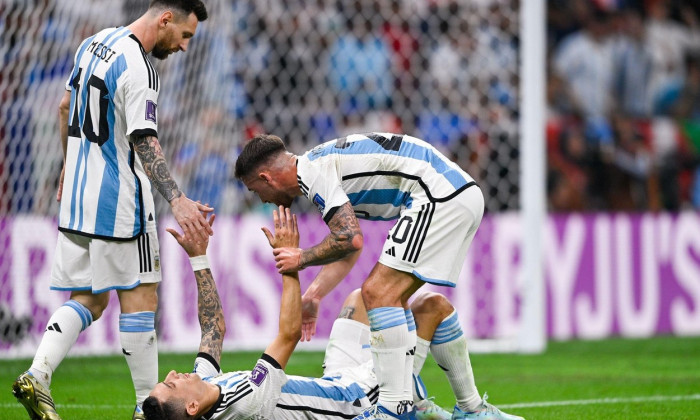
[159,11,173,28]
[186,399,199,416]
[260,172,272,184]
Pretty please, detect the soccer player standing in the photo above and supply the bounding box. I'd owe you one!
[234,133,521,420]
[12,2,210,420]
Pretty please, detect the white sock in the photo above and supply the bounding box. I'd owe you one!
[368,307,411,415]
[29,300,93,388]
[119,312,158,407]
[430,311,481,411]
[413,337,430,376]
[404,310,417,404]
[412,337,430,403]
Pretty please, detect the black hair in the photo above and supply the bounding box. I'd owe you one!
[142,395,192,420]
[149,0,208,21]
[234,134,287,180]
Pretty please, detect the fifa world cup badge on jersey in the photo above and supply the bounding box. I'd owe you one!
[250,363,269,387]
[145,100,157,123]
[154,254,160,272]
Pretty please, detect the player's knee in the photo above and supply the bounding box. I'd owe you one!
[361,280,398,308]
[360,281,378,307]
[343,289,363,307]
[411,292,453,321]
[118,284,159,312]
[83,295,110,321]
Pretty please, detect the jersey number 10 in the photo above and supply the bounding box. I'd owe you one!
[68,68,110,146]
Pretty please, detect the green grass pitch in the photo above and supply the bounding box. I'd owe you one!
[1,336,699,419]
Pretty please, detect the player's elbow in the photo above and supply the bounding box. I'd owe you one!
[58,95,70,117]
[280,326,302,345]
[349,233,363,252]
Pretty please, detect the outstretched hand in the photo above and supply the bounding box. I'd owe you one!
[262,206,299,249]
[263,206,303,273]
[167,213,216,257]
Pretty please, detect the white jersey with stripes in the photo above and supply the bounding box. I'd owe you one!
[193,353,376,419]
[194,353,287,419]
[60,27,159,240]
[296,133,475,222]
[272,363,377,419]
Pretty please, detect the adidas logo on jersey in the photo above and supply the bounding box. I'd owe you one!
[385,247,396,257]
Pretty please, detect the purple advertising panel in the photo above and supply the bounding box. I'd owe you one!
[1,212,699,358]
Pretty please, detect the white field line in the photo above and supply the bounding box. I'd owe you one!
[2,403,134,409]
[498,394,700,409]
[2,394,699,411]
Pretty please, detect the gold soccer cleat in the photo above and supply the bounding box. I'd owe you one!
[12,372,62,420]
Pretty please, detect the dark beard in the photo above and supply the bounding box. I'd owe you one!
[151,45,170,60]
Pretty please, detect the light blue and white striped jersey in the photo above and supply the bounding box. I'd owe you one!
[194,354,288,419]
[193,353,375,419]
[297,133,475,222]
[59,27,160,240]
[273,366,377,419]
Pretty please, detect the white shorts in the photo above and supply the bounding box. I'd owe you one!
[379,185,484,287]
[50,231,161,293]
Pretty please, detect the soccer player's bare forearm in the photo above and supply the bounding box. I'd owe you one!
[195,268,225,362]
[58,91,70,159]
[300,204,363,267]
[132,134,182,202]
[278,272,302,342]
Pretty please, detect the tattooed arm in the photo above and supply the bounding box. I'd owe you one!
[166,214,224,363]
[194,268,225,363]
[131,134,182,202]
[271,202,363,272]
[302,202,363,266]
[132,134,213,237]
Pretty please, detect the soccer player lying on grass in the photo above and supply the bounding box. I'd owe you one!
[142,205,523,419]
[143,206,302,419]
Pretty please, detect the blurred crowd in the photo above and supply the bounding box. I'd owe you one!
[1,0,699,215]
[547,0,700,211]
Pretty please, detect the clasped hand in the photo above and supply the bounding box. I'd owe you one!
[262,206,301,272]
